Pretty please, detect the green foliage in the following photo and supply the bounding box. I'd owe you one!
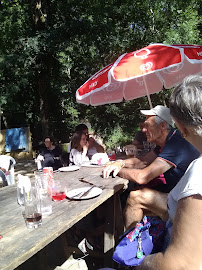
[164,4,202,44]
[0,0,201,149]
[104,125,133,150]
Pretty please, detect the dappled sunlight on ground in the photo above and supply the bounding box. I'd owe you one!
[14,160,36,181]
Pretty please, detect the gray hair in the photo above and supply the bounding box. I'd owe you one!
[154,115,172,130]
[169,75,202,137]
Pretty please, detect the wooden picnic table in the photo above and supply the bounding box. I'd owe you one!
[0,166,128,270]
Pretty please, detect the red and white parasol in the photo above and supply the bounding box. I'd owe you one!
[76,43,202,107]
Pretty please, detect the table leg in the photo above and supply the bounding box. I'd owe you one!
[115,192,125,242]
[104,193,124,267]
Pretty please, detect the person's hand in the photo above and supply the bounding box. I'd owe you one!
[103,160,125,178]
[83,141,89,153]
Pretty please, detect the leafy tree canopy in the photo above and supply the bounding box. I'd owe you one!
[0,0,201,149]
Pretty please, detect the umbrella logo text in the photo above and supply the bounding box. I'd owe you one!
[89,81,97,89]
[134,48,151,59]
[140,62,153,71]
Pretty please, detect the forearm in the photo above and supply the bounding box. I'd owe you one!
[135,253,169,270]
[136,246,194,270]
[82,149,88,160]
[124,157,147,169]
[118,167,148,184]
[94,142,104,153]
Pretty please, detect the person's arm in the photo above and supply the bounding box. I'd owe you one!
[88,137,104,153]
[135,194,202,270]
[138,150,158,166]
[56,145,62,156]
[82,142,89,157]
[36,147,46,160]
[103,150,158,178]
[70,145,89,166]
[95,142,104,153]
[103,157,147,178]
[132,139,144,150]
[118,158,172,184]
[70,149,83,165]
[35,154,44,161]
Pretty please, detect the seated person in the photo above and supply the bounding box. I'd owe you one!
[124,123,154,158]
[134,75,202,269]
[68,124,104,159]
[36,136,63,171]
[103,105,200,230]
[69,131,89,166]
[0,155,15,186]
[0,167,7,186]
[132,122,147,150]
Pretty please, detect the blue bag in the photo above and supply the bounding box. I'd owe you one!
[112,216,166,267]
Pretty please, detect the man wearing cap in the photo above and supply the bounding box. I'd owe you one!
[103,105,200,230]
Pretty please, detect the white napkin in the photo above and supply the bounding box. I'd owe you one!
[17,174,31,193]
[91,153,109,165]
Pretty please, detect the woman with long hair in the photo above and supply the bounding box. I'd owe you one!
[69,131,89,166]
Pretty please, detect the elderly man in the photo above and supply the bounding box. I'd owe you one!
[103,105,200,230]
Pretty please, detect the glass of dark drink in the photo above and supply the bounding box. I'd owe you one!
[24,185,42,229]
[52,180,67,201]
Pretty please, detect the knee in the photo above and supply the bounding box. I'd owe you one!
[127,189,144,207]
[127,188,152,206]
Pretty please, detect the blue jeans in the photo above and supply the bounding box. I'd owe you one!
[0,169,7,186]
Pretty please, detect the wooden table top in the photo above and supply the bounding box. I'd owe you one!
[0,166,128,270]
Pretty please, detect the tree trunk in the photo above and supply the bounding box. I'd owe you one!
[38,72,50,137]
[33,0,50,137]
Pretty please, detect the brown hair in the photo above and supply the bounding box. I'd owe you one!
[71,131,86,151]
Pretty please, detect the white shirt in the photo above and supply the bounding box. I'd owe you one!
[167,155,202,233]
[68,141,99,157]
[69,148,89,166]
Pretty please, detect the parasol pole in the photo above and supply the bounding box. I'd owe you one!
[143,74,153,109]
[146,92,153,109]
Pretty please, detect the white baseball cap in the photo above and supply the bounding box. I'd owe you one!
[140,105,174,128]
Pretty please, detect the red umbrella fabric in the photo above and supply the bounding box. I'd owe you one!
[76,43,202,107]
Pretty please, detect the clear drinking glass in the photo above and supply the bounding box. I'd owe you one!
[34,171,52,215]
[52,180,67,201]
[124,146,138,158]
[24,185,42,229]
[17,183,25,206]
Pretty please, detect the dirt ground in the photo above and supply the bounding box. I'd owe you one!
[14,159,36,180]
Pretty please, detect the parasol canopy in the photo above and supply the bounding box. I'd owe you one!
[76,43,202,108]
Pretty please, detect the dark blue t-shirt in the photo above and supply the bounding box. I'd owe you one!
[156,129,200,193]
